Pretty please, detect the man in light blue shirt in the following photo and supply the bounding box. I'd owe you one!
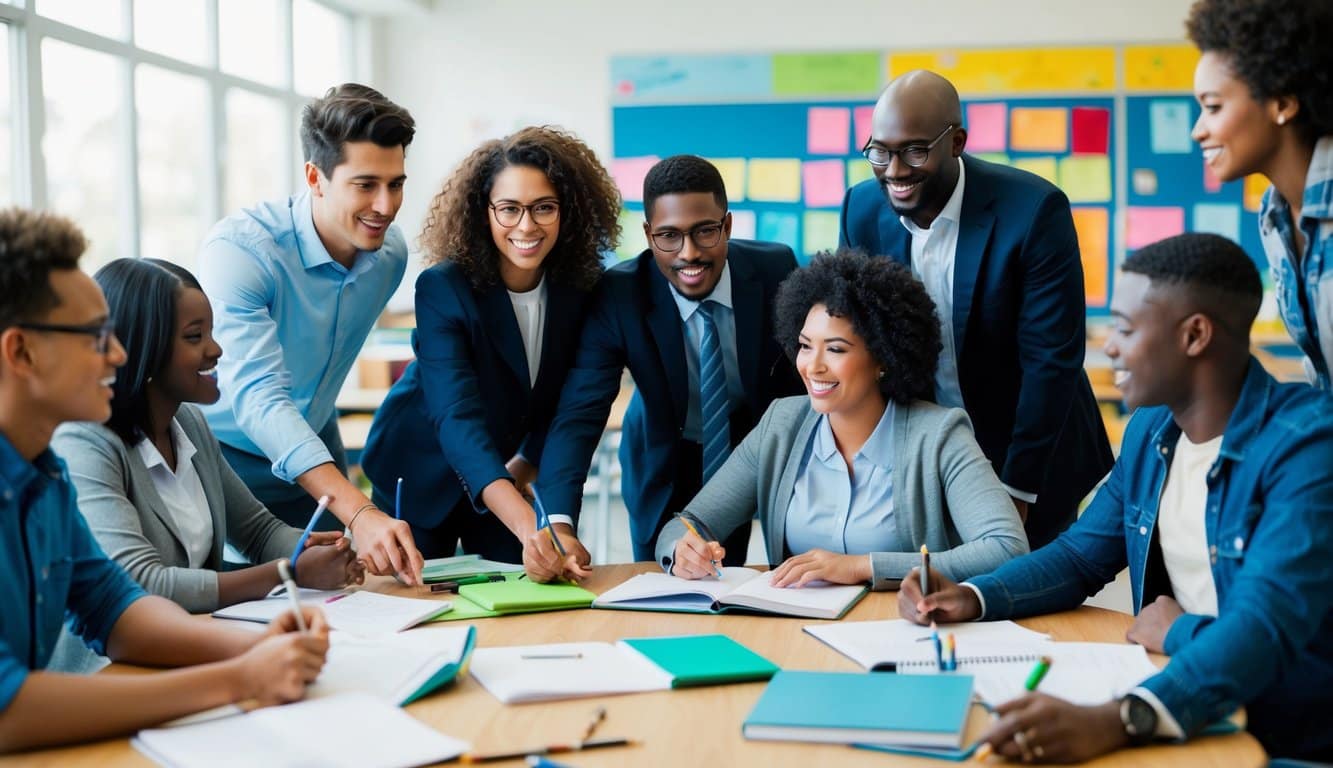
[198,83,422,583]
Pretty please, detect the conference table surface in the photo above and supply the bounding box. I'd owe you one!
[3,563,1263,767]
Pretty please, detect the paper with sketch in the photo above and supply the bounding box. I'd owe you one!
[310,627,474,705]
[213,590,452,636]
[469,642,673,704]
[132,693,469,768]
[804,619,1051,669]
[594,567,866,620]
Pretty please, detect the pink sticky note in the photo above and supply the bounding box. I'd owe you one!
[807,107,851,155]
[802,160,846,207]
[610,157,659,203]
[1071,107,1110,154]
[966,103,1007,153]
[1126,206,1185,250]
[1203,161,1222,193]
[853,105,875,150]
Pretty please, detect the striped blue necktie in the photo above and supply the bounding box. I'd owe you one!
[697,300,731,483]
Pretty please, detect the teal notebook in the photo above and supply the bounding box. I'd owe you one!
[743,671,973,748]
[621,634,779,688]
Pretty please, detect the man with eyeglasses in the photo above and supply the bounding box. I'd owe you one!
[840,70,1113,548]
[539,155,804,563]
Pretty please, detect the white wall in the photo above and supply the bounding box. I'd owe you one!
[372,0,1199,246]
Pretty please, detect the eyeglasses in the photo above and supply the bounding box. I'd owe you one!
[489,199,560,227]
[861,124,955,168]
[16,319,117,354]
[648,220,726,253]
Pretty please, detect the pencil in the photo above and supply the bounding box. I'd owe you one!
[676,513,722,578]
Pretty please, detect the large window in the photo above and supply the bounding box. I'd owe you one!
[0,0,358,272]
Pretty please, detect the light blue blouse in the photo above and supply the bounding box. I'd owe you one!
[784,402,897,555]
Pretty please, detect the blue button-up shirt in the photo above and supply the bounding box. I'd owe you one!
[669,262,744,443]
[197,191,407,482]
[0,433,145,711]
[967,360,1333,759]
[785,403,896,555]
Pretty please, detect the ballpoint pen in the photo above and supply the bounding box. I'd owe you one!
[395,476,403,520]
[429,574,506,593]
[530,485,568,559]
[275,559,307,634]
[289,494,331,570]
[460,737,637,763]
[975,656,1052,762]
[676,512,723,578]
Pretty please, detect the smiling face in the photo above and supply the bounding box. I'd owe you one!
[149,287,223,408]
[488,164,560,292]
[867,93,964,228]
[307,140,406,266]
[645,191,731,301]
[1105,272,1192,412]
[796,304,885,421]
[1192,51,1284,183]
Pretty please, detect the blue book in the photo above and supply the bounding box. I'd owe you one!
[743,670,973,748]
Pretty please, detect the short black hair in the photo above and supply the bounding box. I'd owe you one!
[0,207,86,331]
[301,83,416,178]
[1122,233,1263,338]
[94,258,203,444]
[1186,0,1333,137]
[774,249,942,405]
[642,155,727,220]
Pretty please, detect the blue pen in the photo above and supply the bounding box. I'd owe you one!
[525,757,575,768]
[395,476,403,520]
[289,494,331,570]
[529,485,568,558]
[931,621,944,672]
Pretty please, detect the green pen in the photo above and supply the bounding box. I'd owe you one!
[1024,655,1052,691]
[429,573,505,593]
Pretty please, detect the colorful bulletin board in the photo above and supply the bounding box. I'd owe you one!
[609,45,1267,317]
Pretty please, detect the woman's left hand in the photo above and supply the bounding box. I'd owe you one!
[769,549,871,587]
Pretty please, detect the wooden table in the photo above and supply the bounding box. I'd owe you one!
[1,564,1263,767]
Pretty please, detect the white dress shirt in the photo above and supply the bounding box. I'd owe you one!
[669,262,744,443]
[507,276,547,388]
[136,419,213,569]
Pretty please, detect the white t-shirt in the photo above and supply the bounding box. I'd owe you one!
[507,276,547,388]
[1157,432,1223,617]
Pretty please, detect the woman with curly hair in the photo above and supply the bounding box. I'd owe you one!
[656,249,1027,589]
[360,126,620,581]
[1187,0,1333,389]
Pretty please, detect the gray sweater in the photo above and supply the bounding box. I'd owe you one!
[655,396,1028,589]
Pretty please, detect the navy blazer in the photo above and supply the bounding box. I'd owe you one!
[360,260,591,529]
[840,155,1113,546]
[537,239,803,558]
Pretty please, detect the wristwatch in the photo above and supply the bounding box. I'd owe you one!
[1119,693,1158,746]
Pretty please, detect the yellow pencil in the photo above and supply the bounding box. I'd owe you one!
[677,515,722,578]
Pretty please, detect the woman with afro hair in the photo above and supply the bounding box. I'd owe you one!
[1188,0,1333,389]
[360,126,621,582]
[657,249,1027,590]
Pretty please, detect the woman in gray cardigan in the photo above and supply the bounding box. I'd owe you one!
[657,250,1028,590]
[52,259,361,617]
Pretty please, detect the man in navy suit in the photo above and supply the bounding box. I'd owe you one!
[539,155,803,563]
[840,71,1113,548]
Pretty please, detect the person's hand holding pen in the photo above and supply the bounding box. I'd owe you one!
[898,566,982,625]
[231,562,330,707]
[292,531,365,590]
[671,513,726,580]
[523,487,592,583]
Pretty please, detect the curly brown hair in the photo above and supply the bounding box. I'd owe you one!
[419,126,621,291]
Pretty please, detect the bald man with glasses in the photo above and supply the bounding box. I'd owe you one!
[840,70,1113,549]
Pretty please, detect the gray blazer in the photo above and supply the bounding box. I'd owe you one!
[51,404,301,613]
[655,396,1028,589]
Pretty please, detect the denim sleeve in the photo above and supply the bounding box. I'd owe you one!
[0,637,28,713]
[63,510,146,657]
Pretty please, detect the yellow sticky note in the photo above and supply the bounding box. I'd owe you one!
[847,159,876,188]
[889,48,1114,93]
[747,159,802,203]
[705,158,747,203]
[1072,207,1110,306]
[803,211,841,258]
[614,208,647,261]
[1058,155,1112,203]
[1012,156,1058,185]
[1010,108,1068,152]
[1243,174,1269,213]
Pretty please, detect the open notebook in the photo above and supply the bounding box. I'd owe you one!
[593,567,866,619]
[310,626,476,706]
[212,589,453,636]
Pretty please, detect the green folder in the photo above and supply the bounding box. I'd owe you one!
[621,634,779,688]
[425,574,595,621]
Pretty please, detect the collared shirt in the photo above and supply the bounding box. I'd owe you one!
[197,190,407,483]
[0,432,146,711]
[508,276,548,389]
[669,262,744,443]
[899,157,966,411]
[1259,134,1333,390]
[135,419,213,569]
[784,403,897,555]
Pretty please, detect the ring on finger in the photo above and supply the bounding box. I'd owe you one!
[1012,730,1034,762]
[1033,744,1046,759]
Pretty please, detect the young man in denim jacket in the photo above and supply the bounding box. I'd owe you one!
[900,233,1333,763]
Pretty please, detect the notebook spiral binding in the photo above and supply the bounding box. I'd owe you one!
[892,653,1040,669]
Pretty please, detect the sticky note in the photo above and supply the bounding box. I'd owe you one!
[773,52,881,95]
[802,160,846,207]
[853,105,875,150]
[973,153,1011,165]
[1071,107,1110,154]
[1132,168,1158,196]
[1243,173,1269,212]
[1202,161,1222,193]
[803,211,841,258]
[1012,156,1058,185]
[1126,206,1185,249]
[610,157,659,203]
[758,211,800,252]
[614,208,647,260]
[847,159,876,188]
[746,159,802,202]
[1058,155,1111,203]
[1010,108,1068,152]
[1125,44,1200,91]
[807,107,851,155]
[705,158,747,203]
[1193,203,1241,243]
[1072,207,1110,306]
[1149,100,1194,154]
[966,102,1007,153]
[729,209,757,241]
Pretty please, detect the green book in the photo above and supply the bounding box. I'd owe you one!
[420,555,524,583]
[621,634,779,688]
[423,574,595,621]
